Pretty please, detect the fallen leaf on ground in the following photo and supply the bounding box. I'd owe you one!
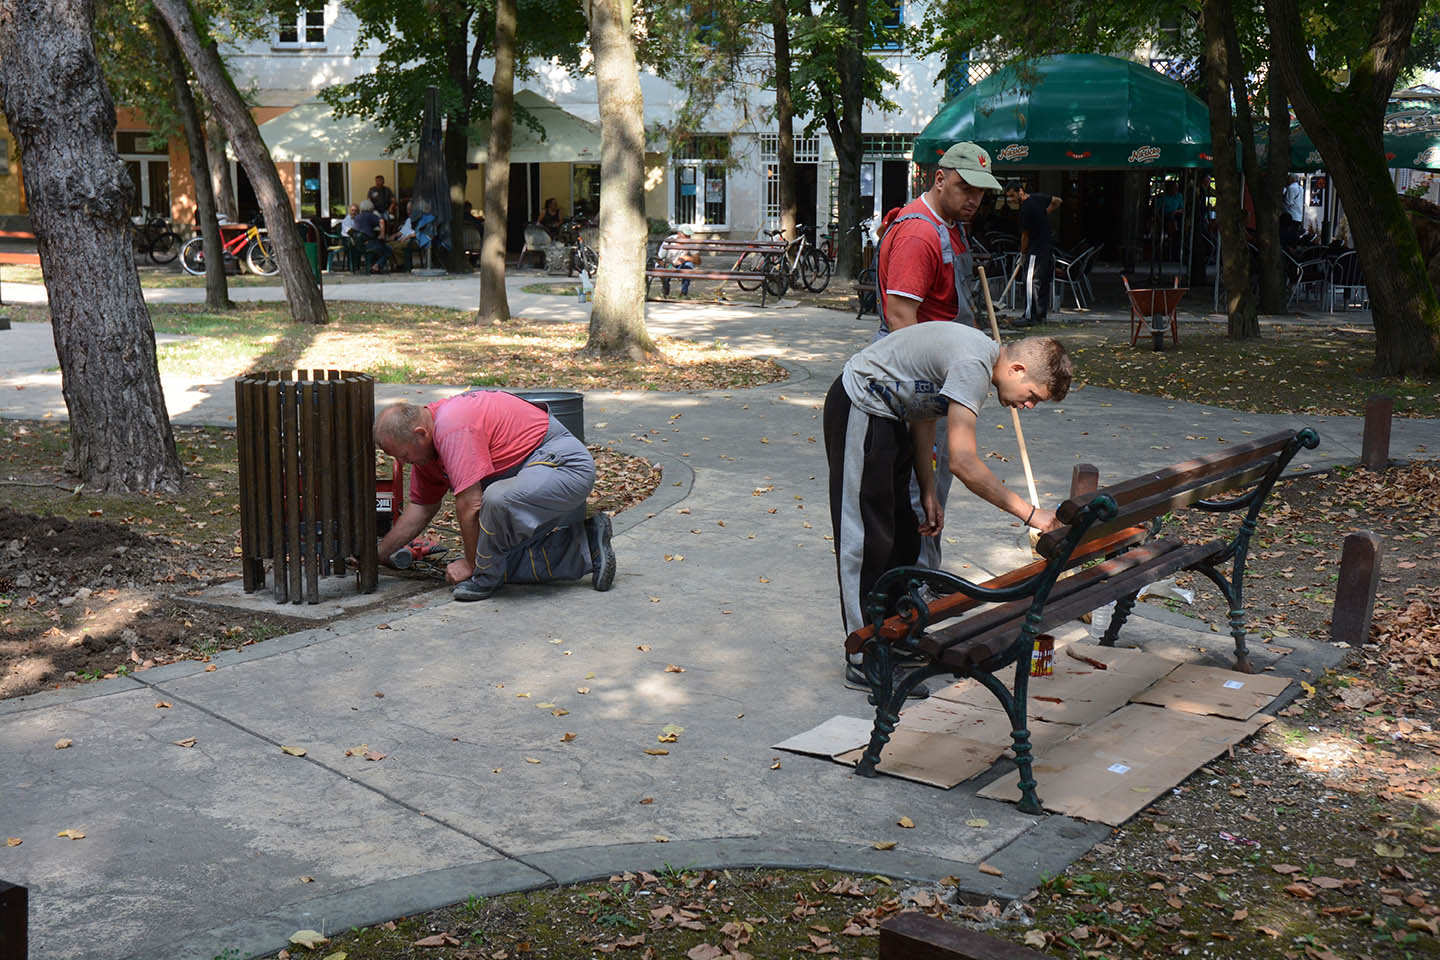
[872,840,897,850]
[687,945,724,960]
[56,829,85,839]
[1271,863,1302,874]
[54,738,72,749]
[525,757,541,764]
[637,644,651,652]
[173,737,197,748]
[289,930,328,949]
[280,745,307,757]
[300,876,314,883]
[155,702,171,709]
[665,664,685,673]
[363,751,385,762]
[897,817,915,828]
[965,818,989,828]
[5,838,20,847]
[654,835,670,843]
[205,665,216,672]
[561,732,577,742]
[978,862,1004,876]
[413,932,461,946]
[645,748,669,756]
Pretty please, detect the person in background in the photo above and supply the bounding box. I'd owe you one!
[658,225,701,298]
[367,176,394,219]
[1282,174,1304,247]
[1004,179,1062,327]
[537,197,563,238]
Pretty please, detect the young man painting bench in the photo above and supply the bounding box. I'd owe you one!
[823,323,1074,697]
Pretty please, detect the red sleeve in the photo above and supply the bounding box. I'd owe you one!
[882,229,942,301]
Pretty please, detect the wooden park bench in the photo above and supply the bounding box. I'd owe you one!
[645,237,789,306]
[843,427,1320,814]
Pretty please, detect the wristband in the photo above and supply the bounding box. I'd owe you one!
[1025,505,1036,526]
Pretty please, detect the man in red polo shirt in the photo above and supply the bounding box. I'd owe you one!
[374,391,616,601]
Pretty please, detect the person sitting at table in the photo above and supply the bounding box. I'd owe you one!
[383,215,422,273]
[352,201,387,275]
[537,197,562,238]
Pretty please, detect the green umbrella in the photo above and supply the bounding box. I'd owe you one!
[1256,102,1440,171]
[913,54,1213,169]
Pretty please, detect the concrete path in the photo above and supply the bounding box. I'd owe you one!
[1,278,1434,960]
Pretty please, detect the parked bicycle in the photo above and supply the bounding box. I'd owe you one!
[745,224,830,293]
[819,217,875,271]
[731,232,792,300]
[179,216,277,276]
[134,210,181,266]
[564,217,599,277]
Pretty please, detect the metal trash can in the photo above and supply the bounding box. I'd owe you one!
[235,369,378,603]
[509,389,587,528]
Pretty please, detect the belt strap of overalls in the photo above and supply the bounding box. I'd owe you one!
[876,213,974,335]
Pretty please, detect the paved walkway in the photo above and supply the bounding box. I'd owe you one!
[1,278,1434,960]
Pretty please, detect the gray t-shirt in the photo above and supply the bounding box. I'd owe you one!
[842,322,998,422]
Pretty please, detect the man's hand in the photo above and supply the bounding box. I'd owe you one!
[918,489,944,536]
[1027,507,1062,533]
[445,557,475,585]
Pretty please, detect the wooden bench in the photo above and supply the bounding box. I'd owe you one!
[844,427,1321,813]
[854,266,878,318]
[645,237,788,306]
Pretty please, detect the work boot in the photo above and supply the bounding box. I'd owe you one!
[452,576,499,602]
[843,659,929,699]
[585,512,616,592]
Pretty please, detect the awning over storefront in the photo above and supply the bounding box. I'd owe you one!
[254,100,403,162]
[1258,100,1440,171]
[913,54,1213,169]
[252,90,599,165]
[467,90,601,164]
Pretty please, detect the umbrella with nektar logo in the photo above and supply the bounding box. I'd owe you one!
[912,54,1213,170]
[1256,100,1440,171]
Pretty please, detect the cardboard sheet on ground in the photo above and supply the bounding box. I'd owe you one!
[833,729,1007,788]
[977,703,1272,824]
[1130,663,1292,719]
[930,645,1182,726]
[889,696,1075,749]
[771,715,873,758]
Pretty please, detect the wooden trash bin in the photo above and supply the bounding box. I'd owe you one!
[234,370,379,604]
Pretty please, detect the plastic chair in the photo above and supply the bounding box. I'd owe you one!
[1052,244,1099,309]
[325,228,351,272]
[1327,250,1368,311]
[518,224,552,269]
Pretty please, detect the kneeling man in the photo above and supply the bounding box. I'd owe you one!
[375,391,616,601]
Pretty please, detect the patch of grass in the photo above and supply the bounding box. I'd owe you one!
[1067,322,1439,417]
[521,281,581,295]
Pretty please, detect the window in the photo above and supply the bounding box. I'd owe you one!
[298,161,349,218]
[871,0,902,50]
[760,134,820,227]
[117,131,169,218]
[276,7,326,47]
[671,136,729,228]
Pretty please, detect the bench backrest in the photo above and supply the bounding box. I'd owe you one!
[1037,429,1313,558]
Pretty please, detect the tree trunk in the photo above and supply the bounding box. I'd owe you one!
[154,12,231,311]
[1257,68,1289,313]
[1201,0,1257,337]
[0,0,183,492]
[205,116,237,222]
[1221,12,1275,325]
[583,0,655,357]
[829,0,866,280]
[151,0,328,325]
[772,0,798,242]
[444,24,478,274]
[1266,0,1439,375]
[478,0,517,323]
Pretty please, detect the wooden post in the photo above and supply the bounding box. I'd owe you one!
[1361,395,1393,471]
[0,880,27,959]
[1331,530,1382,646]
[879,912,1049,960]
[1070,463,1099,499]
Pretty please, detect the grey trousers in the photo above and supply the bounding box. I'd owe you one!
[469,416,595,591]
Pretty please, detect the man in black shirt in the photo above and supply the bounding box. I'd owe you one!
[1005,180,1062,326]
[367,175,395,220]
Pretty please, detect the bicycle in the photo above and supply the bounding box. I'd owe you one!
[134,210,181,266]
[179,217,277,276]
[732,231,791,299]
[819,217,874,273]
[560,216,598,277]
[756,224,830,293]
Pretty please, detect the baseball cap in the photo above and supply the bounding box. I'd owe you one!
[938,142,1002,191]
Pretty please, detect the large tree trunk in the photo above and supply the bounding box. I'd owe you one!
[772,0,798,242]
[0,0,183,492]
[205,116,237,221]
[583,0,655,357]
[154,12,231,311]
[1202,0,1257,337]
[478,0,517,323]
[151,0,328,325]
[1266,0,1439,375]
[1257,68,1290,314]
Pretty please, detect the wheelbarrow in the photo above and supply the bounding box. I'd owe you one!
[1122,275,1186,351]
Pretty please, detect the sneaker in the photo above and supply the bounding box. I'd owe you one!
[843,660,930,699]
[452,577,498,602]
[585,513,616,592]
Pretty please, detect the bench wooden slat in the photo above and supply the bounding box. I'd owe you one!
[1039,459,1274,558]
[922,538,1223,669]
[645,269,765,281]
[1056,430,1297,525]
[844,525,1149,656]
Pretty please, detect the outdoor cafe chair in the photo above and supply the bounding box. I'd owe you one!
[1285,248,1330,308]
[1327,249,1368,312]
[1052,244,1099,309]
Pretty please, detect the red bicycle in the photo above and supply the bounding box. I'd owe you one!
[179,219,277,276]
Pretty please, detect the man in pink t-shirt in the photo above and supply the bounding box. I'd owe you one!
[374,391,616,601]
